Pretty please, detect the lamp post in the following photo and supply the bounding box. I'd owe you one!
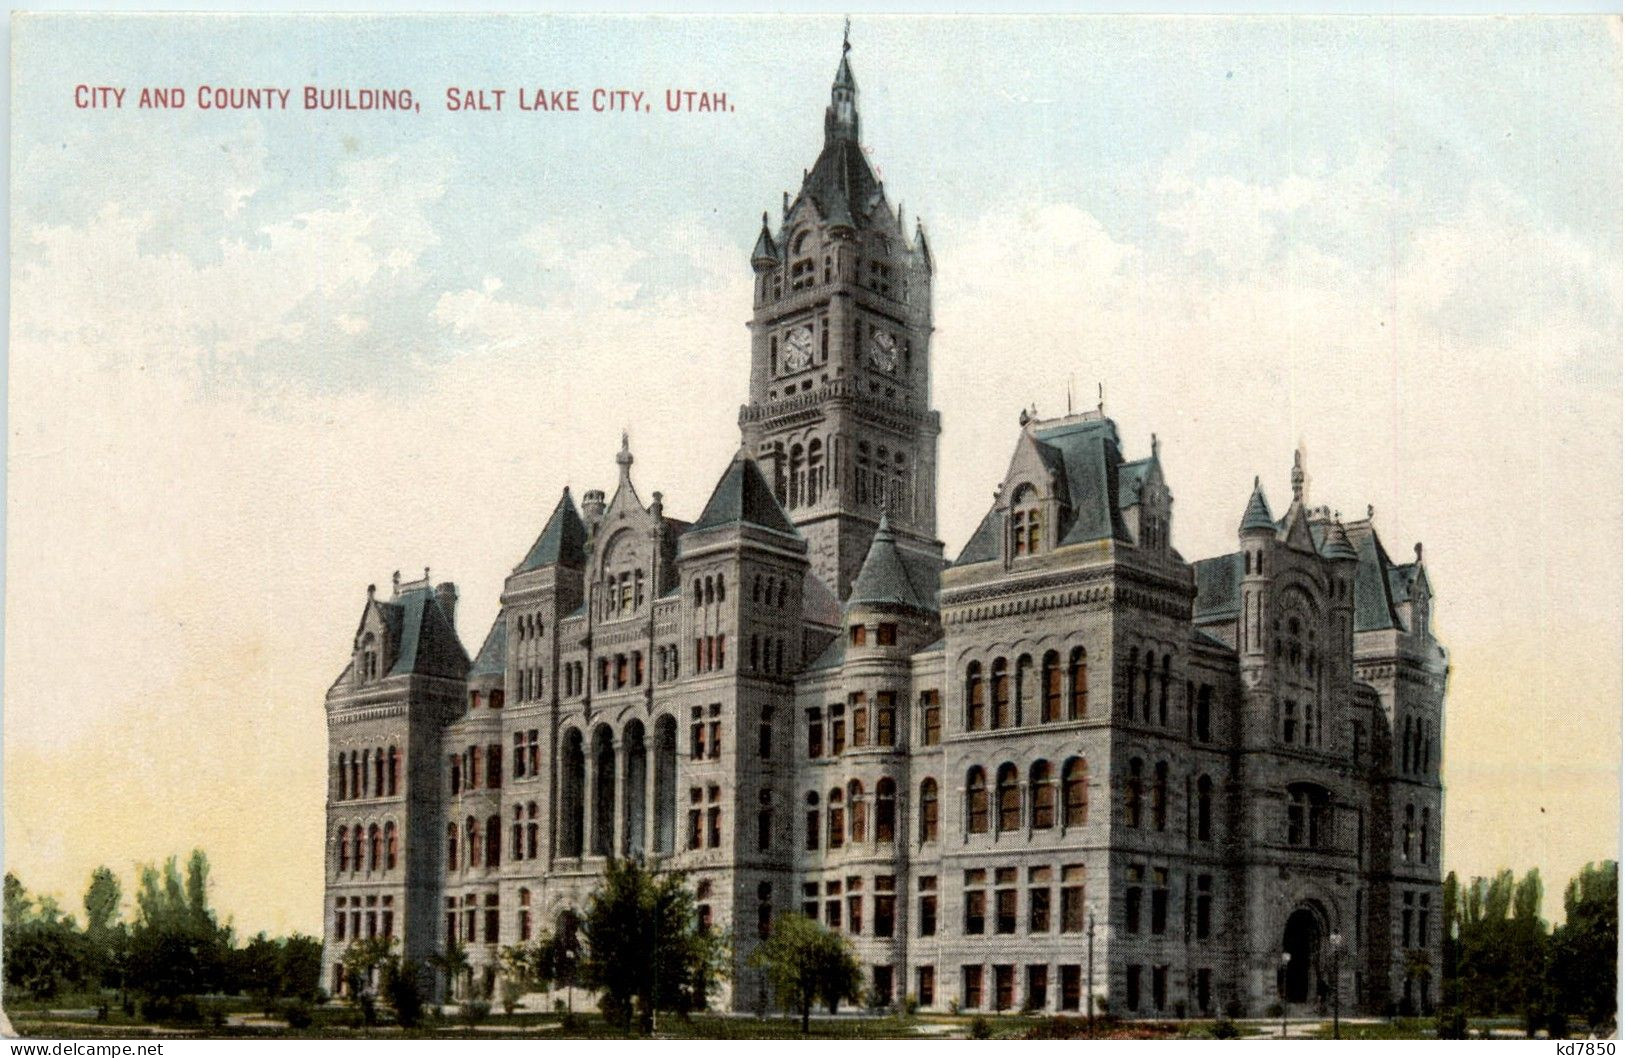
[1086,903,1097,1038]
[1329,932,1345,1040]
[1279,952,1292,1038]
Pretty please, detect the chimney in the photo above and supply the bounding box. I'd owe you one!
[434,581,458,630]
[582,489,607,529]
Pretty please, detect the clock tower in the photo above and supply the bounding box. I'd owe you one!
[739,35,941,600]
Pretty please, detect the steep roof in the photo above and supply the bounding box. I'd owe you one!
[1239,479,1276,533]
[849,516,942,613]
[1118,457,1153,508]
[1032,418,1133,547]
[805,633,846,672]
[691,450,798,536]
[384,587,470,679]
[516,489,588,572]
[1193,551,1244,621]
[1345,520,1407,632]
[952,507,1004,567]
[469,616,506,679]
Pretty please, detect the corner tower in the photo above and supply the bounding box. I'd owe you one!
[739,33,941,601]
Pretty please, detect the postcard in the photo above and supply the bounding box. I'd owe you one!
[4,10,1620,1045]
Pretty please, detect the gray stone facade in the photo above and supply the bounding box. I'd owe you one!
[321,42,1447,1019]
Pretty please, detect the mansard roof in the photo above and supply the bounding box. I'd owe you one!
[1344,520,1407,632]
[516,489,588,572]
[469,616,506,678]
[951,506,1004,567]
[1193,551,1244,621]
[1031,417,1134,546]
[1118,456,1154,507]
[848,516,941,613]
[383,586,469,679]
[691,450,798,536]
[805,633,845,672]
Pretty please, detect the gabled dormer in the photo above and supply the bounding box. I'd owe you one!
[591,433,667,625]
[997,419,1071,562]
[1120,434,1173,555]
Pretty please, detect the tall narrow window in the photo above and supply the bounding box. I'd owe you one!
[1042,652,1062,722]
[992,658,1012,728]
[875,779,896,843]
[996,763,1020,833]
[919,778,939,842]
[966,663,985,731]
[1030,760,1055,829]
[1063,757,1089,827]
[1069,647,1088,718]
[966,767,988,834]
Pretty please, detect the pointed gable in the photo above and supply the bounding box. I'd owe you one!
[849,516,941,613]
[1031,416,1133,546]
[691,451,798,536]
[1344,520,1407,632]
[516,489,587,572]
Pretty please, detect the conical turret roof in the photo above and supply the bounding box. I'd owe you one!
[691,450,798,536]
[516,488,588,571]
[1239,478,1275,533]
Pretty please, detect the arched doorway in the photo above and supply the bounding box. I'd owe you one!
[1282,908,1322,1004]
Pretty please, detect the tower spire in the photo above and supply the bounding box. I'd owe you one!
[826,23,860,144]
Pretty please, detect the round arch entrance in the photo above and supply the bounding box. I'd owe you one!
[1281,907,1323,1004]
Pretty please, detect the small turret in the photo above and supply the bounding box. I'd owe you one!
[1239,477,1275,536]
[434,581,458,630]
[582,489,607,528]
[751,212,779,270]
[824,28,860,145]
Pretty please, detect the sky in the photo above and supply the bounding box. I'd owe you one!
[5,14,1620,937]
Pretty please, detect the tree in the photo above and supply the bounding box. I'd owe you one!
[126,851,233,1014]
[2,872,89,1001]
[428,939,471,1002]
[278,933,323,1001]
[84,867,121,934]
[751,913,862,1034]
[579,858,731,1034]
[548,910,584,1015]
[1551,860,1617,1033]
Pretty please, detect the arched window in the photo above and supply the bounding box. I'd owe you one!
[1403,803,1415,861]
[704,577,714,605]
[875,779,896,843]
[486,814,501,868]
[753,575,762,603]
[1015,654,1034,726]
[1068,647,1088,718]
[527,801,540,860]
[966,662,985,731]
[374,747,385,797]
[1009,484,1040,556]
[856,443,871,506]
[518,888,532,941]
[992,658,1012,728]
[466,816,479,868]
[1124,647,1139,712]
[777,580,788,609]
[654,716,677,855]
[807,439,825,504]
[1030,761,1055,829]
[1197,775,1214,841]
[966,767,989,834]
[805,791,820,851]
[1141,651,1155,719]
[1126,758,1144,828]
[828,788,845,849]
[919,779,939,842]
[338,827,350,872]
[337,757,347,801]
[368,824,381,871]
[848,780,867,843]
[388,746,399,796]
[788,443,804,508]
[445,823,457,871]
[1041,652,1062,723]
[385,821,398,870]
[997,763,1021,833]
[1159,656,1171,726]
[561,729,585,857]
[1152,761,1169,831]
[351,824,363,872]
[716,577,725,603]
[1421,806,1431,863]
[1063,758,1089,827]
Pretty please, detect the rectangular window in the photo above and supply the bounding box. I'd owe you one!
[690,707,705,760]
[875,691,895,747]
[995,875,1018,935]
[1126,865,1143,934]
[993,965,1015,1012]
[849,624,867,646]
[847,894,863,935]
[1196,968,1212,1014]
[1152,965,1167,1011]
[962,966,983,1009]
[825,899,842,931]
[875,894,896,938]
[759,707,773,759]
[917,966,935,1008]
[1126,965,1142,1012]
[877,623,897,646]
[1029,867,1052,933]
[1151,868,1169,935]
[920,690,941,746]
[1027,965,1048,1012]
[964,889,986,936]
[850,692,868,748]
[1196,874,1212,940]
[1060,966,1081,1011]
[708,703,721,760]
[806,708,823,759]
[830,704,846,755]
[918,876,938,936]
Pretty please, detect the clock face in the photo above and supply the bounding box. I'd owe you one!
[784,326,814,372]
[868,330,899,373]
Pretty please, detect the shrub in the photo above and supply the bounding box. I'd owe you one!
[970,1014,993,1039]
[386,960,425,1028]
[1223,998,1245,1020]
[1212,1018,1240,1039]
[461,997,491,1028]
[282,999,314,1029]
[901,992,920,1018]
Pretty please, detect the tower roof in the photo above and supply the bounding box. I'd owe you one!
[849,515,941,613]
[691,449,798,536]
[1239,478,1275,533]
[516,488,588,572]
[751,212,779,264]
[1321,518,1359,562]
[469,615,507,678]
[382,585,469,680]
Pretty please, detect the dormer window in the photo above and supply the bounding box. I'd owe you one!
[1010,484,1042,557]
[360,633,379,682]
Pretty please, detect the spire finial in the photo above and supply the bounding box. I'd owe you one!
[843,15,851,53]
[1291,448,1305,504]
[617,430,634,475]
